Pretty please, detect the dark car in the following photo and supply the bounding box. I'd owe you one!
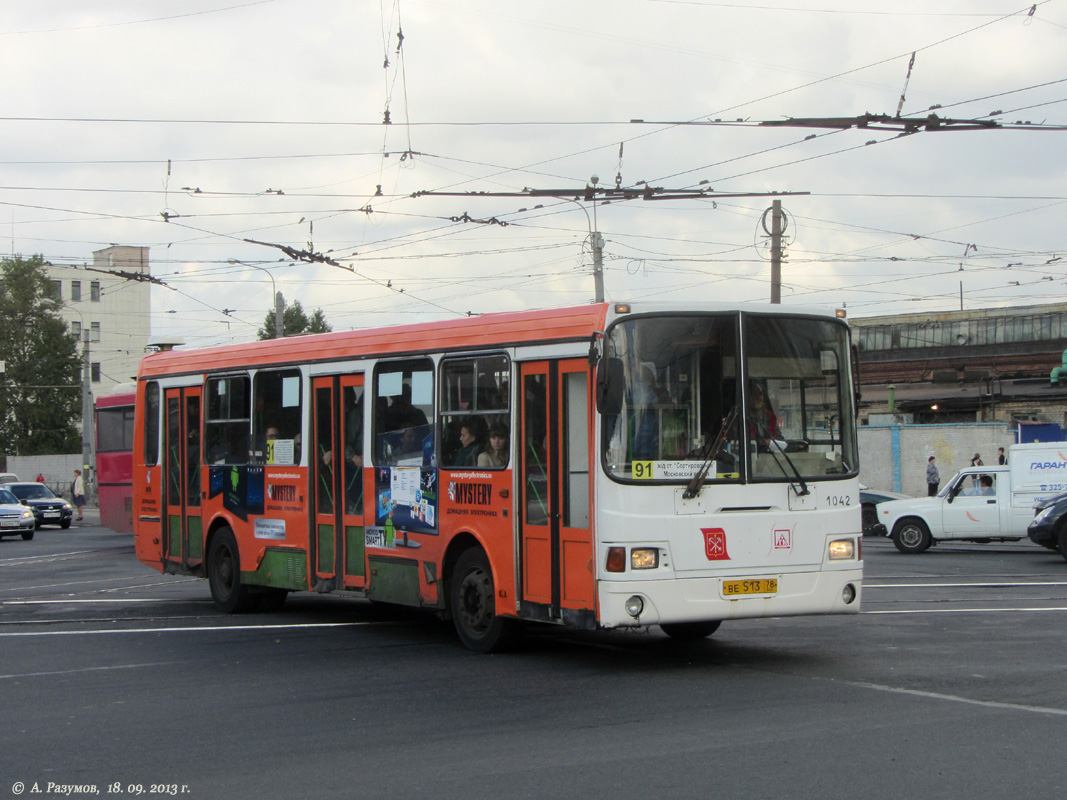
[0,487,36,540]
[1028,491,1067,561]
[6,482,74,529]
[860,487,910,534]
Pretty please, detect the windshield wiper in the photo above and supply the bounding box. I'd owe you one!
[683,406,739,500]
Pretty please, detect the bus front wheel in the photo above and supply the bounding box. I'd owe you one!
[449,548,520,653]
[208,528,257,613]
[660,621,721,641]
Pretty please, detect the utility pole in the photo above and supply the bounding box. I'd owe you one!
[275,291,285,338]
[416,186,808,306]
[80,330,94,503]
[769,199,783,304]
[591,232,605,303]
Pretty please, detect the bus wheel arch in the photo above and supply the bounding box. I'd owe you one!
[892,518,932,554]
[446,539,520,653]
[660,620,722,641]
[206,524,257,613]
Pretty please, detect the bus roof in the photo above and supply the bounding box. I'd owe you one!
[138,303,612,379]
[95,391,136,408]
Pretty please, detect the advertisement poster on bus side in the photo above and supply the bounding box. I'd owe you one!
[208,465,265,521]
[374,466,438,538]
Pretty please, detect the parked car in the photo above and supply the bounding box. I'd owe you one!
[0,487,36,540]
[6,482,74,529]
[1028,490,1067,561]
[860,487,910,534]
[0,473,19,484]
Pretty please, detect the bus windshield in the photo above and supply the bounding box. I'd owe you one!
[601,312,857,482]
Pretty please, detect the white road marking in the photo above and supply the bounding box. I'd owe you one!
[0,621,405,637]
[864,581,1067,589]
[2,599,161,605]
[864,606,1067,614]
[848,680,1067,717]
[0,662,174,680]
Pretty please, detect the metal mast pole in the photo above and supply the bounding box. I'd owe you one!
[770,199,782,304]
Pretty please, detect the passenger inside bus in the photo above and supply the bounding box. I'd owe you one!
[478,422,509,468]
[452,416,487,467]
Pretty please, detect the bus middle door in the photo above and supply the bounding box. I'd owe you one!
[312,375,367,592]
[518,359,595,627]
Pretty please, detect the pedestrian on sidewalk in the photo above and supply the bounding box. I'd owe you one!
[72,469,86,521]
[926,456,940,496]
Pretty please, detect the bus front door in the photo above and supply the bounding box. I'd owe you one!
[312,375,367,592]
[163,386,203,571]
[519,359,595,626]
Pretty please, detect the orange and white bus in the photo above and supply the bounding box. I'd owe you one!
[132,302,862,651]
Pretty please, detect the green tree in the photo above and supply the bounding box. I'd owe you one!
[0,255,81,455]
[256,300,332,340]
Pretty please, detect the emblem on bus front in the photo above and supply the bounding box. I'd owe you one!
[701,528,730,561]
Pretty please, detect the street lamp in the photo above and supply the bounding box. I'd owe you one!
[228,259,284,338]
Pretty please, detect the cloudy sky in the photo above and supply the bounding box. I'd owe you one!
[2,0,1065,348]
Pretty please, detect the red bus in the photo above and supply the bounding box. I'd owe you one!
[132,303,862,651]
[95,386,136,533]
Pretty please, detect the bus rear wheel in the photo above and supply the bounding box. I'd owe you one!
[660,621,721,641]
[449,548,520,653]
[208,528,257,613]
[892,519,932,554]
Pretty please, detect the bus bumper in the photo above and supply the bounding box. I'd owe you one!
[596,568,863,629]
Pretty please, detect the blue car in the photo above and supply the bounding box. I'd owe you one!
[1028,491,1067,561]
[0,487,37,540]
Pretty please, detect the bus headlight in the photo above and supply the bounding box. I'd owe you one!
[630,548,659,570]
[842,583,857,604]
[828,539,855,560]
[624,595,645,618]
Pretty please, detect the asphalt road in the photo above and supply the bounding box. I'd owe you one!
[2,519,1065,800]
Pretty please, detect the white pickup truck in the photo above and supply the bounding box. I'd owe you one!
[874,442,1067,553]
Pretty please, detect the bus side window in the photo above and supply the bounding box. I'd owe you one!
[374,360,434,466]
[252,369,302,465]
[439,354,510,469]
[144,382,160,466]
[205,375,251,465]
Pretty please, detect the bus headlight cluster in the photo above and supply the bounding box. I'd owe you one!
[606,546,660,572]
[828,539,856,560]
[630,548,659,570]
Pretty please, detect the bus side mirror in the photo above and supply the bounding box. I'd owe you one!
[597,358,625,416]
